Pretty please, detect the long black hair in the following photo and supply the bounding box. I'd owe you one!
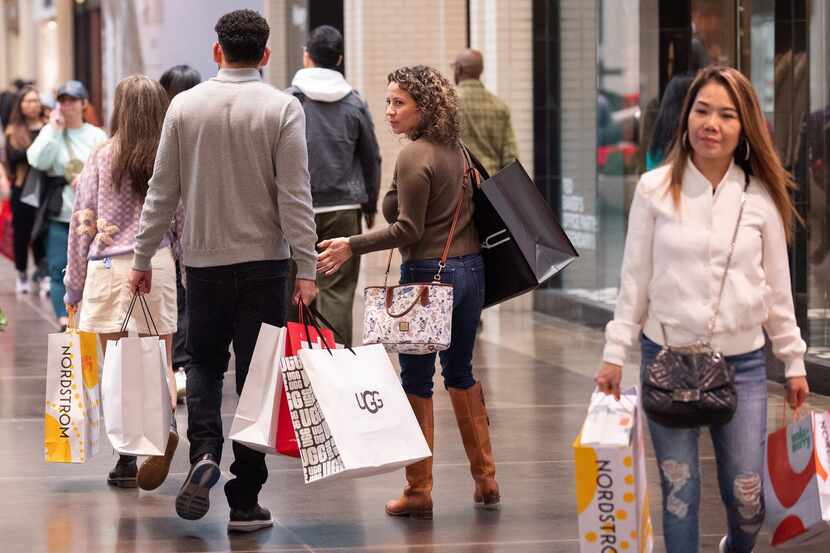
[159,65,202,99]
[648,72,695,162]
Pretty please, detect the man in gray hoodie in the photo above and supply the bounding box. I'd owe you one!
[130,9,317,532]
[286,25,380,342]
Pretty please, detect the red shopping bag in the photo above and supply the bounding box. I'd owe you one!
[274,309,336,457]
[0,199,13,261]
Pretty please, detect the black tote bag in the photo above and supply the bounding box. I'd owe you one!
[463,147,579,308]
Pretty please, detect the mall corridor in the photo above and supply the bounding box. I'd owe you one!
[1,257,828,553]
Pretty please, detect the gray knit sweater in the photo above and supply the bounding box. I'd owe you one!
[133,68,317,279]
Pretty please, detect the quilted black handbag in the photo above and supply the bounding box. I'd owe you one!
[641,174,749,428]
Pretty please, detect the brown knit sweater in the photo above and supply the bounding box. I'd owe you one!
[349,139,479,261]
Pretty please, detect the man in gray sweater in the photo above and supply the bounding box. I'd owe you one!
[130,9,317,532]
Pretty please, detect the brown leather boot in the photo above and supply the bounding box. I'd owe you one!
[385,394,434,519]
[449,382,500,509]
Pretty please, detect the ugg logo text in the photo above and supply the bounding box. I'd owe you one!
[355,391,384,414]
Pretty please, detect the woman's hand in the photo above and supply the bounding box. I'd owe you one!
[595,362,623,400]
[785,376,809,411]
[49,108,65,132]
[317,237,353,277]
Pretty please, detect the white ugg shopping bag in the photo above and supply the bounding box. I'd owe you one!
[101,335,171,456]
[281,343,431,484]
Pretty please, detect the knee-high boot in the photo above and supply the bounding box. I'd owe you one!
[448,382,500,509]
[385,394,434,519]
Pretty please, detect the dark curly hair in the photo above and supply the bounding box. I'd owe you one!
[388,65,460,145]
[215,9,270,64]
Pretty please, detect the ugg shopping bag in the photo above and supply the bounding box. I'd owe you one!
[764,411,830,547]
[44,327,103,463]
[573,387,654,553]
[282,343,431,484]
[101,295,171,456]
[230,323,293,455]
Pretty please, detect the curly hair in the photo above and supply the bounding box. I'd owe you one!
[388,65,460,145]
[215,9,270,64]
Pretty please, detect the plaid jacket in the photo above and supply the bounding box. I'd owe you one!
[457,80,518,176]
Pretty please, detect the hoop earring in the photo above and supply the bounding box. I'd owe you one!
[742,138,751,162]
[682,130,689,151]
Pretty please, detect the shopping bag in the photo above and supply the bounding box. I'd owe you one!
[282,342,431,484]
[464,147,579,308]
[580,389,637,447]
[0,199,13,262]
[573,387,654,553]
[44,328,103,463]
[20,167,45,208]
[229,323,293,455]
[764,411,830,547]
[101,294,171,456]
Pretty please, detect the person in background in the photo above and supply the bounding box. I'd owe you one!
[596,66,809,553]
[285,24,380,341]
[159,64,203,403]
[317,65,500,520]
[65,75,182,491]
[130,9,318,532]
[27,80,106,329]
[453,49,518,177]
[5,86,49,294]
[646,72,696,170]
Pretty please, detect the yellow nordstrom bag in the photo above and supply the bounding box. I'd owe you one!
[44,315,102,463]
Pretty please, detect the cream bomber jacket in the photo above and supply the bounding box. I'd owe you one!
[603,160,807,377]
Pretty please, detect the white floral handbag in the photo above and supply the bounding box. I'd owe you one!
[362,150,471,354]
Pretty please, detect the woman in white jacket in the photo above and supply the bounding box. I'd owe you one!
[596,66,809,553]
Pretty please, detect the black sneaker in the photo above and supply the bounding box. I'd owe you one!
[228,505,273,533]
[107,455,137,488]
[175,453,221,520]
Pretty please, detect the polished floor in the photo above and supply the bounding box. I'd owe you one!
[1,256,829,553]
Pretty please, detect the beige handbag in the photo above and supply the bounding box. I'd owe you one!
[361,150,471,354]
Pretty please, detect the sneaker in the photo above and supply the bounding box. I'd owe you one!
[107,455,138,488]
[228,504,274,533]
[137,419,179,491]
[15,273,29,294]
[39,275,51,296]
[175,453,221,520]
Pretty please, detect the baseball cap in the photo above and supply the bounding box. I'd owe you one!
[56,80,88,101]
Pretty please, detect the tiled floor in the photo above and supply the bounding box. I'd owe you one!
[1,255,829,552]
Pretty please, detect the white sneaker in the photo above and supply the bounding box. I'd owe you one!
[15,273,30,294]
[175,368,187,403]
[39,276,51,296]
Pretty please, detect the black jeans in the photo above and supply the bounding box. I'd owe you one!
[172,261,190,369]
[9,185,46,274]
[185,259,288,509]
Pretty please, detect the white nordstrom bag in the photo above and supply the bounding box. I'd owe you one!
[229,323,287,454]
[282,342,431,484]
[101,295,171,456]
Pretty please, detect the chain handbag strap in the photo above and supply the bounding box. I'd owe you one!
[660,172,750,347]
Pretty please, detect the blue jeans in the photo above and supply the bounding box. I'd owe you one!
[398,254,485,398]
[640,334,767,553]
[47,221,69,319]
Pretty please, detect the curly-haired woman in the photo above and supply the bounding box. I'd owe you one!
[317,65,499,519]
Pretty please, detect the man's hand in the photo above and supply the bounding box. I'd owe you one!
[293,278,318,306]
[50,108,65,132]
[364,213,376,229]
[785,376,809,411]
[129,268,152,295]
[595,362,623,400]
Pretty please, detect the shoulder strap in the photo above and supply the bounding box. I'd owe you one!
[63,129,79,162]
[705,170,751,342]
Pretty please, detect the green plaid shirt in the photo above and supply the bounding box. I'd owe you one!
[457,80,518,176]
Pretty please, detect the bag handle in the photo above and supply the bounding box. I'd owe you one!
[298,303,356,355]
[382,143,471,287]
[120,291,160,336]
[661,171,750,346]
[385,286,429,318]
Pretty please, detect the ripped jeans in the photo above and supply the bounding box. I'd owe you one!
[641,334,767,553]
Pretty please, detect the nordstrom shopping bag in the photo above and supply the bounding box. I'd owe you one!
[44,326,103,463]
[573,387,653,553]
[101,295,171,456]
[764,411,830,547]
[464,147,579,308]
[282,343,431,484]
[230,323,297,455]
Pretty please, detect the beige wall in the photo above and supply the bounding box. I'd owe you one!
[0,0,39,86]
